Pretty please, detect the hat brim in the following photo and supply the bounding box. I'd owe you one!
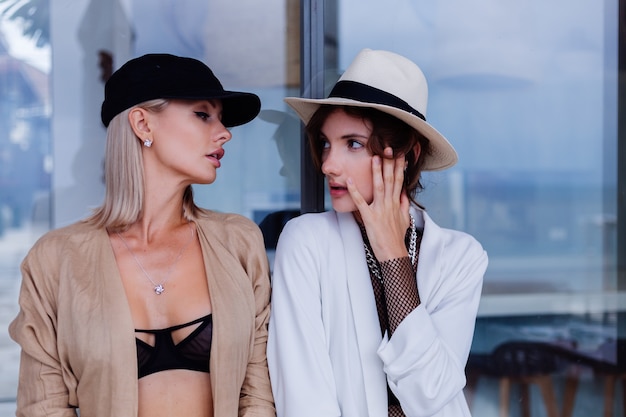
[284,96,458,171]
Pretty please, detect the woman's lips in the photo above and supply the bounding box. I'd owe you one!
[206,149,224,167]
[328,182,348,197]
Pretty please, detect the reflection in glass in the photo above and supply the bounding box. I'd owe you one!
[327,0,617,296]
[324,0,621,414]
[0,0,51,408]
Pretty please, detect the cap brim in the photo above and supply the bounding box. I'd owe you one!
[284,96,458,171]
[161,90,261,128]
[220,92,261,127]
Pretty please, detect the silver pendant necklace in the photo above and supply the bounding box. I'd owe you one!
[363,214,418,284]
[116,222,194,295]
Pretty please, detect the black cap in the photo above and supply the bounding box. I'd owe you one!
[101,53,261,128]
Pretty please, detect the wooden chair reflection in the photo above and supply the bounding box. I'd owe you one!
[560,338,625,417]
[465,341,569,417]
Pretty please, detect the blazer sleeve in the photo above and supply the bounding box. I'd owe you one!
[9,242,78,417]
[378,232,488,417]
[238,223,277,417]
[267,219,342,417]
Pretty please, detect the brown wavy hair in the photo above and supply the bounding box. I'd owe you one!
[305,105,432,205]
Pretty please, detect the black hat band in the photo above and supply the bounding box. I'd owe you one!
[328,80,426,121]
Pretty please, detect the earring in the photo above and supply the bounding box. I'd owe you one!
[143,139,153,148]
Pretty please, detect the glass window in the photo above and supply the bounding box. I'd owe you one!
[0,0,300,410]
[0,0,623,413]
[0,0,51,411]
[319,0,621,414]
[322,0,618,296]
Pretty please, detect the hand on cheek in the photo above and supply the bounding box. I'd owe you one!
[347,147,411,262]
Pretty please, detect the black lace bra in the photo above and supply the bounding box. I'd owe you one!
[135,314,212,379]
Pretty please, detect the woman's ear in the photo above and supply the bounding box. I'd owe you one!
[128,107,152,139]
[411,142,421,163]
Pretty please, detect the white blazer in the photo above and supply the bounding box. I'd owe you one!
[267,207,488,417]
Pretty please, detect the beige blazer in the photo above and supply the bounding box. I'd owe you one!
[9,210,275,417]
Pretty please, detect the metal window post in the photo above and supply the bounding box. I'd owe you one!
[299,0,326,213]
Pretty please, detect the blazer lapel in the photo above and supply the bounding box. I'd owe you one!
[336,212,388,416]
[195,220,252,416]
[412,207,444,304]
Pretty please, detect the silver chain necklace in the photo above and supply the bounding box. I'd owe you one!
[363,214,418,284]
[116,222,194,295]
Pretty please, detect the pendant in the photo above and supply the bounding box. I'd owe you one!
[154,284,165,295]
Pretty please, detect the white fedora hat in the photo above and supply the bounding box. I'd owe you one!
[285,49,458,171]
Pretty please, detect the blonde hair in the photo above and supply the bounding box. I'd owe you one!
[86,99,200,231]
